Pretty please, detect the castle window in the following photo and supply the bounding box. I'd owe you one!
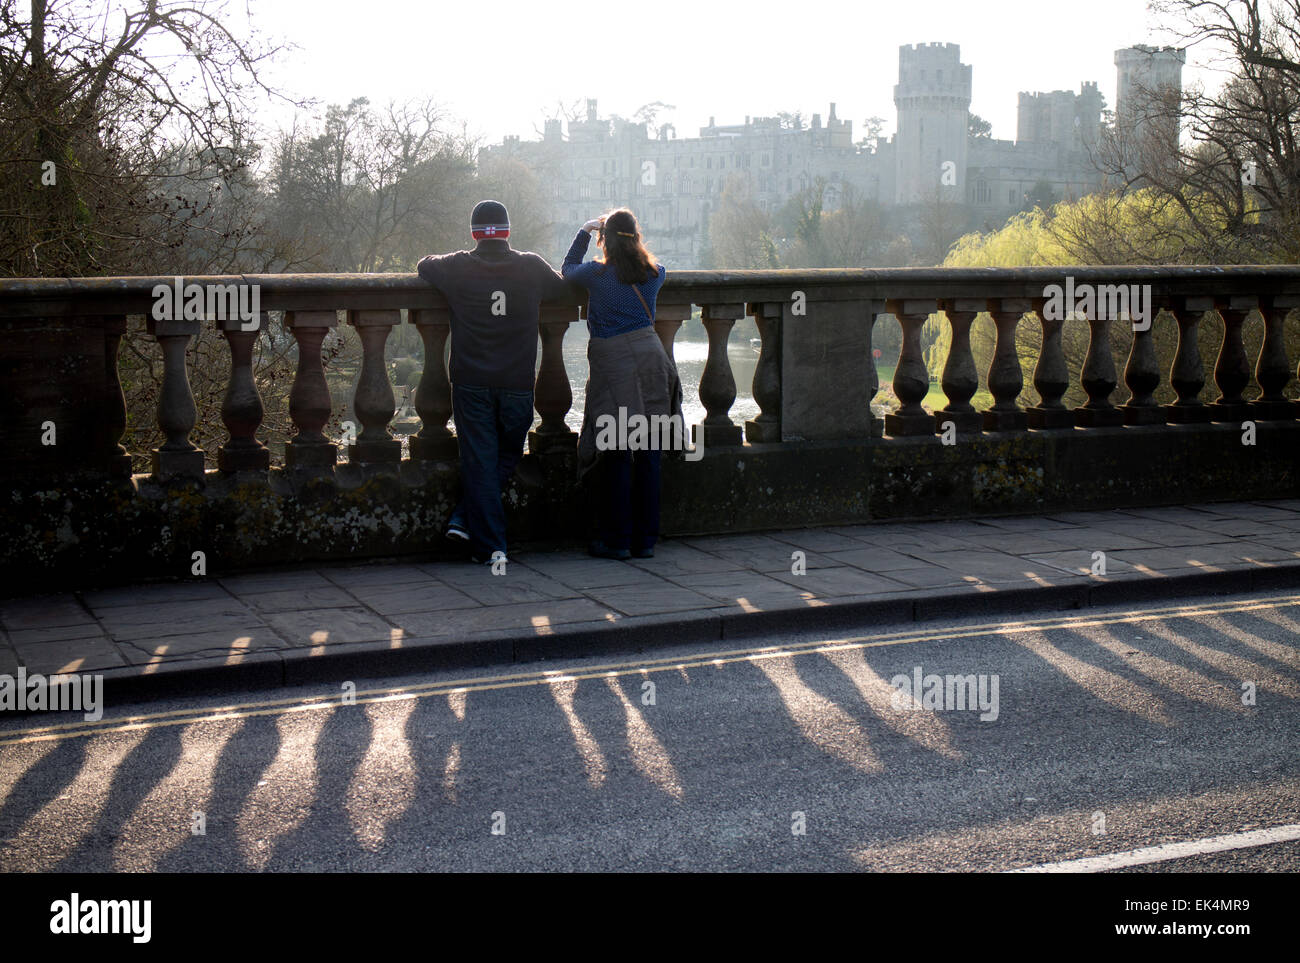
[762,153,770,166]
[707,157,712,169]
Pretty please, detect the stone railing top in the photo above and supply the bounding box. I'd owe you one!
[3,265,1300,319]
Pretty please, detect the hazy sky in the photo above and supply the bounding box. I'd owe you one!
[251,0,1205,145]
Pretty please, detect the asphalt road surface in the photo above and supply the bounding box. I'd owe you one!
[2,589,1299,873]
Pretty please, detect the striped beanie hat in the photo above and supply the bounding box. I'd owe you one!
[471,199,510,240]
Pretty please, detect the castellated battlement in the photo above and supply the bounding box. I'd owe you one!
[896,42,972,102]
[1115,44,1186,63]
[899,41,962,54]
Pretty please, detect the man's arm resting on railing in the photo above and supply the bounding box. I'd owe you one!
[532,252,572,303]
[416,253,449,290]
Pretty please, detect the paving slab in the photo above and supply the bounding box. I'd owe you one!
[319,563,431,588]
[767,566,912,597]
[391,598,622,638]
[583,580,722,618]
[218,570,337,594]
[264,607,399,647]
[432,567,582,605]
[242,586,360,614]
[0,596,92,631]
[625,545,749,576]
[14,635,129,674]
[669,570,815,608]
[518,555,659,588]
[80,581,228,610]
[7,622,112,647]
[116,627,290,665]
[345,581,481,616]
[822,546,954,572]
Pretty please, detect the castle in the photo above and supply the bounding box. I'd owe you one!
[482,43,1185,266]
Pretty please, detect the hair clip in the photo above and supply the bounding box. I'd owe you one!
[616,231,635,237]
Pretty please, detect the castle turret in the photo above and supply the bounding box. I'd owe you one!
[1114,45,1184,167]
[893,42,971,204]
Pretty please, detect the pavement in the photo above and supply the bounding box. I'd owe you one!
[1,499,1298,705]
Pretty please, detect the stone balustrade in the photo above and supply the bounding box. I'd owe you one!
[2,267,1298,590]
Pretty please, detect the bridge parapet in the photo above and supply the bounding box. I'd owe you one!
[2,267,1297,591]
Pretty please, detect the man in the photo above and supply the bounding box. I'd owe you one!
[417,200,570,564]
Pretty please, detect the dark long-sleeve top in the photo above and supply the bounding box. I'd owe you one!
[562,230,666,338]
[417,240,570,390]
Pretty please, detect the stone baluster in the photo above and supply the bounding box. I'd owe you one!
[935,299,983,436]
[653,303,691,362]
[285,310,339,472]
[1250,296,1297,420]
[102,315,132,477]
[865,303,884,438]
[1074,311,1124,427]
[1026,300,1073,428]
[216,312,270,472]
[884,299,936,436]
[983,299,1029,431]
[530,305,579,455]
[145,312,205,480]
[1120,309,1166,425]
[1165,298,1212,423]
[409,307,457,460]
[698,303,744,446]
[345,309,402,465]
[1207,296,1255,423]
[745,301,782,443]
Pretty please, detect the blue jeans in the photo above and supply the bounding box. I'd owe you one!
[450,384,534,556]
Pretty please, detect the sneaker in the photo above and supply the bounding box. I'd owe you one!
[471,550,508,566]
[589,540,631,561]
[446,521,469,542]
[631,547,655,559]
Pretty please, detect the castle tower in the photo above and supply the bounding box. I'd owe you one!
[1114,45,1184,165]
[893,42,972,204]
[1076,81,1104,148]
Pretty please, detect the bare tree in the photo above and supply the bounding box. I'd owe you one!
[0,0,291,276]
[708,175,779,268]
[1091,0,1300,262]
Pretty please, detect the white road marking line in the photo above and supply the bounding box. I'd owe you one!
[1010,823,1300,872]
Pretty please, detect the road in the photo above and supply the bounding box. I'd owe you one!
[2,589,1299,872]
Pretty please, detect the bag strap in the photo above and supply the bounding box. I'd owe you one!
[631,284,654,323]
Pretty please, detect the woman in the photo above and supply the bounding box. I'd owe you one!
[564,208,681,560]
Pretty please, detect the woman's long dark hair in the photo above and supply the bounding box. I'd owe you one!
[598,208,658,284]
